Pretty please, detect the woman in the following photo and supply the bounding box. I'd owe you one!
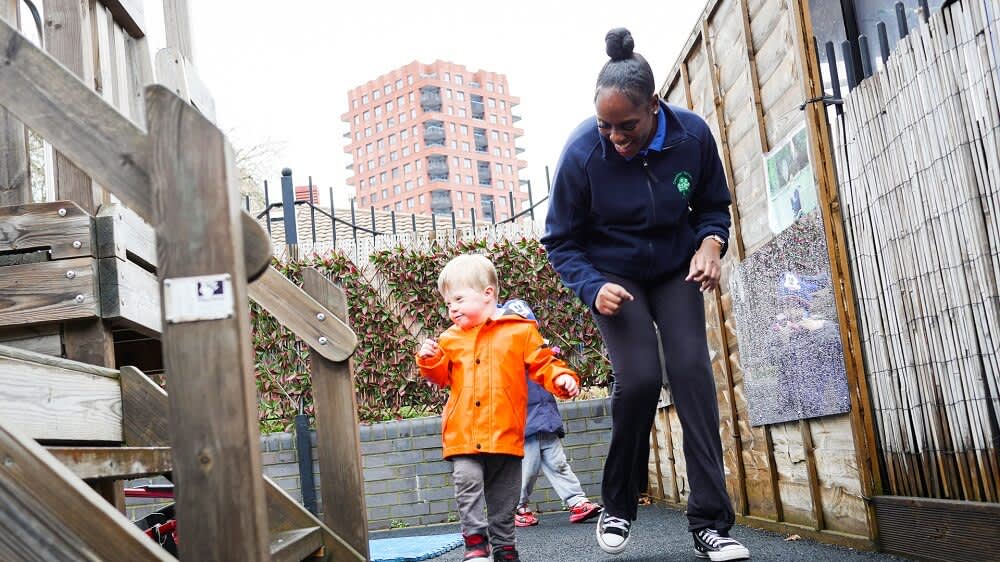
[541,28,750,561]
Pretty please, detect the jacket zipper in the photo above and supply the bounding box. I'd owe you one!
[642,158,656,272]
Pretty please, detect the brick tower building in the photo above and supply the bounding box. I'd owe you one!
[342,60,528,222]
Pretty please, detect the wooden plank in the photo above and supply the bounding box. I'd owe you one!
[0,201,94,259]
[249,267,357,362]
[99,256,160,335]
[270,527,323,562]
[155,47,218,123]
[95,202,156,267]
[0,19,273,281]
[119,365,170,447]
[790,0,880,534]
[162,0,194,60]
[0,0,28,206]
[0,325,62,356]
[265,475,366,562]
[0,423,172,561]
[99,0,144,38]
[0,342,118,377]
[146,84,269,562]
[0,348,121,442]
[702,19,746,261]
[301,268,369,559]
[46,446,171,479]
[799,419,825,530]
[0,257,100,327]
[122,32,152,124]
[873,495,1000,561]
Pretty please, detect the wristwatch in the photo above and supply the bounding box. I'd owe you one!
[703,234,726,248]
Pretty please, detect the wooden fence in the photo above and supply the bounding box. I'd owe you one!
[833,0,1000,502]
[646,0,878,546]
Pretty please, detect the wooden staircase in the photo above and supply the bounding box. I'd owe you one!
[0,4,368,559]
[0,345,363,561]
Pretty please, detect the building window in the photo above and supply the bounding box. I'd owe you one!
[423,119,445,147]
[407,198,414,208]
[394,184,401,195]
[455,74,464,85]
[465,175,474,185]
[477,160,492,186]
[402,146,410,157]
[363,110,370,121]
[403,163,412,174]
[405,180,413,191]
[395,202,402,211]
[389,134,397,145]
[488,98,496,108]
[457,91,465,101]
[419,194,425,204]
[471,95,485,119]
[373,89,380,100]
[384,84,392,94]
[427,155,449,181]
[462,142,470,152]
[420,86,442,112]
[431,189,452,214]
[362,94,369,104]
[481,194,495,221]
[380,172,387,184]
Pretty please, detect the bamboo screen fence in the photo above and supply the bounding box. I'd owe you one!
[833,0,1000,502]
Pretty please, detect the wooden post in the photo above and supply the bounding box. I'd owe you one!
[790,0,881,536]
[146,84,269,561]
[301,268,370,559]
[0,0,29,206]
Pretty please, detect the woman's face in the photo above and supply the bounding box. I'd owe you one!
[595,88,658,160]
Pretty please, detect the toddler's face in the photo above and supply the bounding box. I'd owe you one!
[443,285,495,330]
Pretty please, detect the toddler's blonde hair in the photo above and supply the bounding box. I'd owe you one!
[437,254,499,297]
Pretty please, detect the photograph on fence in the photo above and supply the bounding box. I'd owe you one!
[729,212,850,426]
[764,124,818,235]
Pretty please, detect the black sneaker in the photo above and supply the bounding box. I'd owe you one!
[595,510,631,555]
[493,544,520,562]
[693,528,750,561]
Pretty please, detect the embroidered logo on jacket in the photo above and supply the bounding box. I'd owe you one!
[673,171,693,199]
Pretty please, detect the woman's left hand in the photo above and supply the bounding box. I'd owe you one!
[686,238,723,292]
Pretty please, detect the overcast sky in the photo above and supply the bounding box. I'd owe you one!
[145,1,706,207]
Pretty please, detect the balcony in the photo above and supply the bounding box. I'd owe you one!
[512,114,522,122]
[420,86,442,112]
[470,95,485,120]
[423,120,445,147]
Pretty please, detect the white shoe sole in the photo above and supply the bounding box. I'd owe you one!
[694,546,751,561]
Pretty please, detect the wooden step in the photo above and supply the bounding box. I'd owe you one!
[270,526,323,562]
[46,446,172,480]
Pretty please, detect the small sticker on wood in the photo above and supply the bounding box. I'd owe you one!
[163,274,234,323]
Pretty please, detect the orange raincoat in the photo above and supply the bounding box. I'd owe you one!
[416,313,578,459]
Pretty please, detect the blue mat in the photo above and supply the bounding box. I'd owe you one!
[369,533,464,562]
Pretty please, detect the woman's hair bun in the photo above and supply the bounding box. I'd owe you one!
[605,28,635,61]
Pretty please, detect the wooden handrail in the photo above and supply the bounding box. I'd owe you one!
[0,18,269,281]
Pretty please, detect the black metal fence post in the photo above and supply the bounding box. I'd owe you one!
[825,41,844,116]
[280,168,298,246]
[294,413,317,514]
[264,180,272,236]
[527,180,535,221]
[308,176,316,244]
[858,34,873,79]
[841,40,859,91]
[896,2,909,39]
[877,22,891,67]
[329,187,337,249]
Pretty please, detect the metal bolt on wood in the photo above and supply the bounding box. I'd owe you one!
[318,337,328,346]
[72,240,82,248]
[75,295,84,304]
[57,208,67,217]
[66,270,76,279]
[317,313,326,321]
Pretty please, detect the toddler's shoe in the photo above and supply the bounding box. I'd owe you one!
[463,533,491,562]
[568,499,602,523]
[493,544,521,562]
[514,506,538,527]
[693,528,750,561]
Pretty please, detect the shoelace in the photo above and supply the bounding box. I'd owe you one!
[602,514,630,532]
[697,529,737,548]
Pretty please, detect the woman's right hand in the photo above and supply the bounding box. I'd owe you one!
[418,338,440,358]
[595,282,634,316]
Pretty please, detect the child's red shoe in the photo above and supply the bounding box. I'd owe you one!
[514,507,538,527]
[569,500,602,523]
[463,533,491,562]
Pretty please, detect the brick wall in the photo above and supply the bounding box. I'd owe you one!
[128,398,611,531]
